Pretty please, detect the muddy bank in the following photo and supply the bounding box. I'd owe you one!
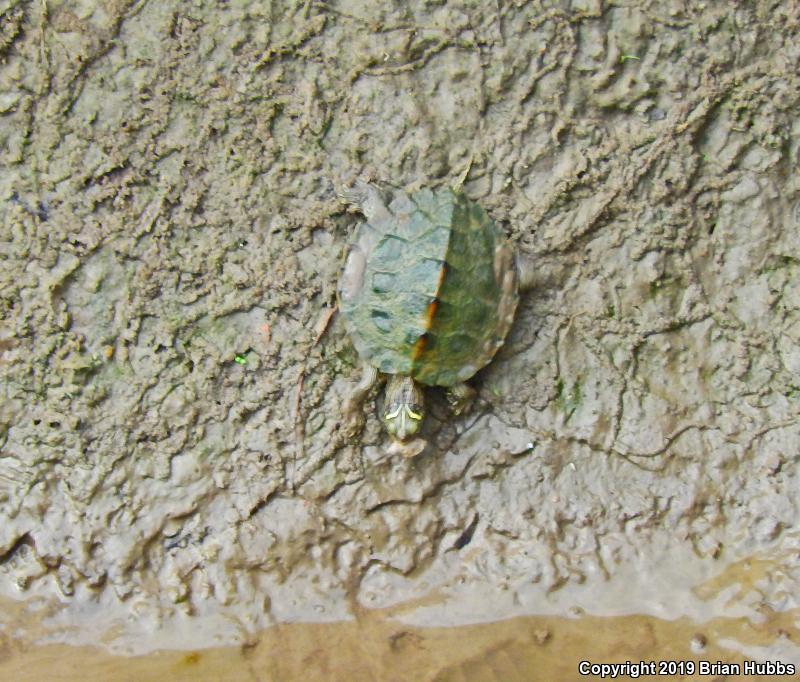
[0,0,799,668]
[1,605,797,682]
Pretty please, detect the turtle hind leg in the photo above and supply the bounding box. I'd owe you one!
[343,363,379,437]
[446,382,477,417]
[338,181,393,226]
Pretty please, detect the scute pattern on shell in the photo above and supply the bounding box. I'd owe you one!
[338,187,519,387]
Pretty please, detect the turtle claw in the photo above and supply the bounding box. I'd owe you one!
[446,382,477,416]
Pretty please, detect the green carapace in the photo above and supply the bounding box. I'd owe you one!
[338,183,524,446]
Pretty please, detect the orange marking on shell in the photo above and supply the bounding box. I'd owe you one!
[424,299,439,327]
[412,299,440,360]
[413,262,446,361]
[412,333,428,360]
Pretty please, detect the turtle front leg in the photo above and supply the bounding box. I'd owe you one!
[446,382,477,416]
[343,363,379,437]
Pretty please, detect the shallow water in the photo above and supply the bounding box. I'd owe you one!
[2,609,797,682]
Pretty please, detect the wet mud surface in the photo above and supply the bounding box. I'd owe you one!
[0,605,795,681]
[1,0,799,675]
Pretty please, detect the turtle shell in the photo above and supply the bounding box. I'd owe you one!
[338,186,519,387]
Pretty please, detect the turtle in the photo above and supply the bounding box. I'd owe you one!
[337,182,532,448]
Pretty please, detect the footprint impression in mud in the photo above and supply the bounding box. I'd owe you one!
[337,181,535,457]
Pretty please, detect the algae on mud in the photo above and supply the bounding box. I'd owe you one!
[0,0,798,672]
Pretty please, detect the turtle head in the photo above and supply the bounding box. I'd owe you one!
[382,376,425,441]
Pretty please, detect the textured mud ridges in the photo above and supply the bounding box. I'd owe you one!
[0,0,798,655]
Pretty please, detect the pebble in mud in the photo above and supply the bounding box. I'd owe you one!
[690,633,708,653]
[532,628,551,645]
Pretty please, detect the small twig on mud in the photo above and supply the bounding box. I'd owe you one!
[453,155,474,190]
[360,40,453,77]
[290,372,305,492]
[313,305,337,344]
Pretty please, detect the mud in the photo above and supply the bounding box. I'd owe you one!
[0,0,799,675]
[0,605,796,681]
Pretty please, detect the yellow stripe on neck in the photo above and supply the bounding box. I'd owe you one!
[385,405,422,421]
